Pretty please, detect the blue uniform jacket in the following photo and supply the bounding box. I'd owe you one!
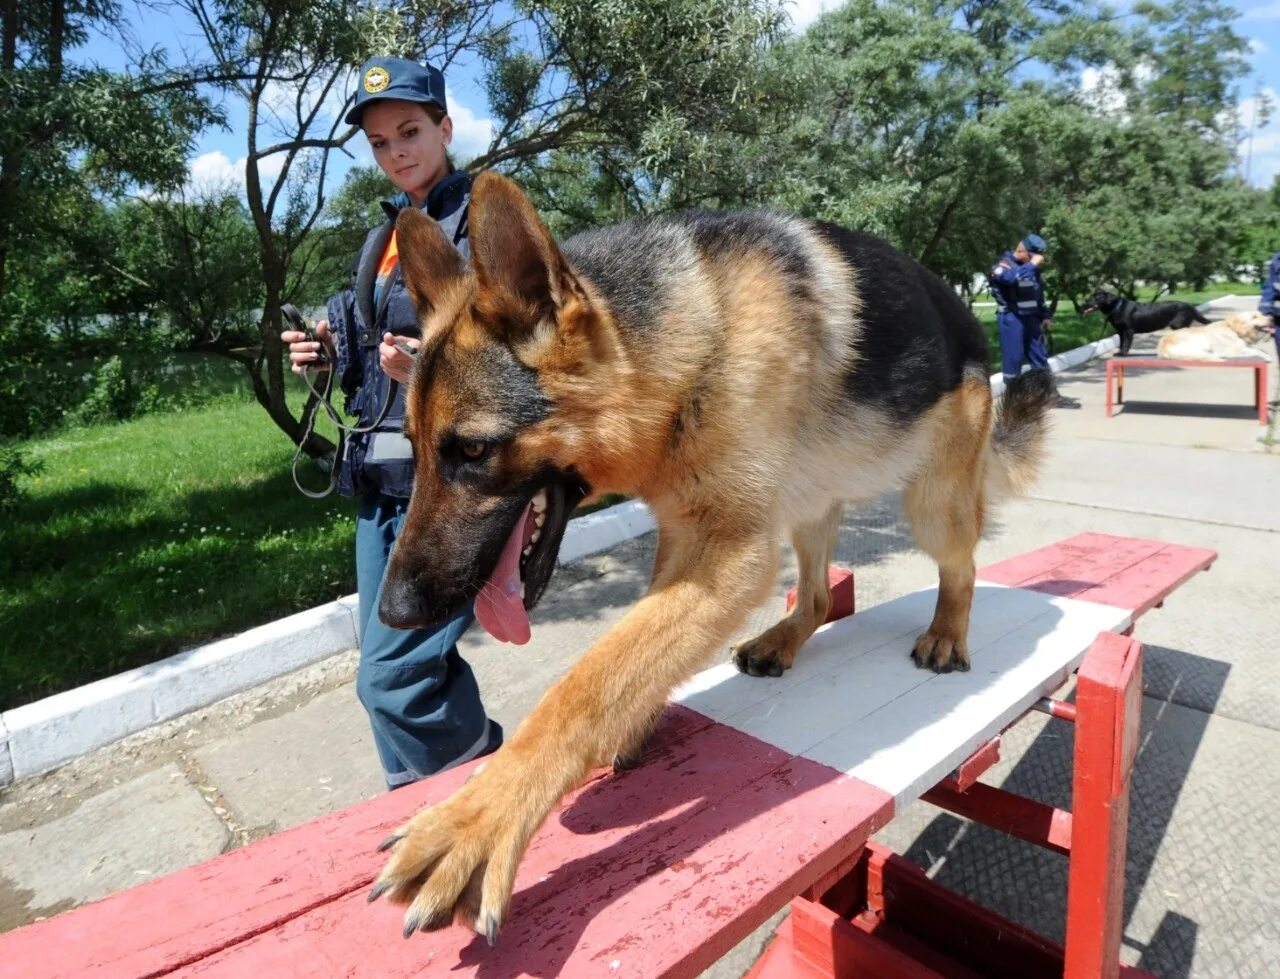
[1259,251,1280,319]
[988,251,1048,322]
[327,171,471,498]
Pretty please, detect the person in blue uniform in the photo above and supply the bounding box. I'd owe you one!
[1259,249,1280,362]
[282,57,501,790]
[989,234,1052,386]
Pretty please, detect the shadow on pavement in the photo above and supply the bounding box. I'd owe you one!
[893,644,1229,977]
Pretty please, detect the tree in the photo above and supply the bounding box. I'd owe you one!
[0,0,219,300]
[171,0,785,456]
[1036,0,1252,304]
[1231,176,1280,286]
[125,190,264,351]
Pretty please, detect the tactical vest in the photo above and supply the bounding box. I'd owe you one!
[991,258,1044,319]
[328,188,470,498]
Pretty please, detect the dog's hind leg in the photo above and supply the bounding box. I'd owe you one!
[905,378,991,673]
[731,502,843,678]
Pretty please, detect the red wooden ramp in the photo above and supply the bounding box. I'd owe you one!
[0,534,1214,978]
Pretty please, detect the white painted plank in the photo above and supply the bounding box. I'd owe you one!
[674,585,991,722]
[714,586,1077,760]
[673,584,1130,807]
[805,595,1127,804]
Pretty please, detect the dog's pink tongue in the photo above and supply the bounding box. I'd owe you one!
[475,504,533,645]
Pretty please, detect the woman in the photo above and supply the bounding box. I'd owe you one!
[282,56,501,790]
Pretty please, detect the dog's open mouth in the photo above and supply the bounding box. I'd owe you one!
[473,481,585,645]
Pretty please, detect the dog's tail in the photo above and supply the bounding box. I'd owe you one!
[1194,309,1211,324]
[987,369,1056,497]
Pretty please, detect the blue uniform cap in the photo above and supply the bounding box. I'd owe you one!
[345,57,448,127]
[1022,233,1047,255]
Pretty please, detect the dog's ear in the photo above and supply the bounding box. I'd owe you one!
[396,207,468,321]
[468,171,583,327]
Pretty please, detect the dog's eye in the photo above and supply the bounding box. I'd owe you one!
[460,440,489,461]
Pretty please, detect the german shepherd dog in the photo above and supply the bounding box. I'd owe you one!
[368,172,1056,940]
[1081,290,1209,356]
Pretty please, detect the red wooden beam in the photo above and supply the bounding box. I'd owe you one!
[1064,632,1144,979]
[935,735,1001,793]
[920,781,1073,857]
[785,565,855,622]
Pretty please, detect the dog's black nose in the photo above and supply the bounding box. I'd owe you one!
[378,573,435,630]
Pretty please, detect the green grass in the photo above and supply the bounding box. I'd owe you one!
[0,384,631,711]
[0,394,356,710]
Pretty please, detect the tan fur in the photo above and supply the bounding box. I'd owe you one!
[1157,323,1264,361]
[1220,311,1272,339]
[372,173,1046,938]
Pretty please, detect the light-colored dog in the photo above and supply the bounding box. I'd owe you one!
[1157,318,1270,361]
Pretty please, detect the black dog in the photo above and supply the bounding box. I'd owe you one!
[1081,290,1209,356]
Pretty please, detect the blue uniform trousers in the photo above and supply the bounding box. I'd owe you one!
[998,311,1050,384]
[354,494,502,789]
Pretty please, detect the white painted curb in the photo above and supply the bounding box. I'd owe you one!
[558,499,656,564]
[0,296,1237,785]
[0,715,13,786]
[0,499,654,785]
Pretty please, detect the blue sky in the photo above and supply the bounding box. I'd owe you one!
[1236,1,1280,187]
[80,1,1280,198]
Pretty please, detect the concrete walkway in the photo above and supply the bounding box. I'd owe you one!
[2,301,1278,976]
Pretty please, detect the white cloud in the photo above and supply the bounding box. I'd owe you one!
[1242,2,1280,20]
[1239,88,1280,187]
[1078,62,1155,119]
[260,71,354,132]
[1079,65,1127,116]
[185,149,287,196]
[188,150,241,191]
[445,86,495,162]
[1250,38,1268,56]
[785,0,842,33]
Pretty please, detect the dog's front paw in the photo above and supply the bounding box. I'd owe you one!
[731,630,801,678]
[370,767,528,944]
[910,631,970,673]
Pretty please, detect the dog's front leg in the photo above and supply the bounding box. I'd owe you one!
[370,529,777,942]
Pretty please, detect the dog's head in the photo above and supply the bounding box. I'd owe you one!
[378,172,622,642]
[1220,311,1271,342]
[1080,290,1118,316]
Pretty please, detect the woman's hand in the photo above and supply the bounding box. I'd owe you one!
[283,319,335,375]
[380,333,420,385]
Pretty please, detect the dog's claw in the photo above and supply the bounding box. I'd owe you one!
[485,915,499,947]
[368,880,391,903]
[403,912,421,940]
[377,834,403,853]
[612,751,642,773]
[911,634,969,674]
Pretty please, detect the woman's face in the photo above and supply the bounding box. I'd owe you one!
[363,100,453,203]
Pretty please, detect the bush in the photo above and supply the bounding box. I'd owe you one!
[73,355,140,424]
[0,444,42,512]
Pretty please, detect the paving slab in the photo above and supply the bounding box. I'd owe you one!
[192,686,387,834]
[1051,330,1277,453]
[874,695,1280,977]
[0,764,228,932]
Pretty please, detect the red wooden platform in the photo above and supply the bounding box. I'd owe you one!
[1105,356,1269,424]
[0,533,1215,978]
